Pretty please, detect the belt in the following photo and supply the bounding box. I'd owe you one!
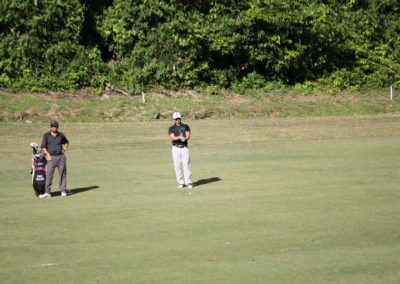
[173,145,187,148]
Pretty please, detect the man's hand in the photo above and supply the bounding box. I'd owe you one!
[42,148,51,161]
[62,144,69,152]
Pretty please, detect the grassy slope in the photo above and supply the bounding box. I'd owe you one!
[1,89,399,122]
[0,115,399,283]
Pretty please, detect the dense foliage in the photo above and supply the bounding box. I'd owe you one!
[0,0,399,92]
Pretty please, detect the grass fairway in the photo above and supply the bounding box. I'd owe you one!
[1,115,399,283]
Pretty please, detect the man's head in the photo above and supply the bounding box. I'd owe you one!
[172,112,181,120]
[50,120,59,131]
[173,112,182,124]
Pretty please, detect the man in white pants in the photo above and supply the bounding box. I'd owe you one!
[168,112,193,189]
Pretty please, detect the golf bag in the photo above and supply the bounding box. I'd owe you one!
[30,143,46,197]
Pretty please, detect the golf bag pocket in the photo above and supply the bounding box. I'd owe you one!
[32,156,46,195]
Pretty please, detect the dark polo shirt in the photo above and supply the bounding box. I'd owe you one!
[168,123,190,147]
[41,131,69,156]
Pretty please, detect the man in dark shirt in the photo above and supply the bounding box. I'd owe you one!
[39,120,69,198]
[168,112,192,189]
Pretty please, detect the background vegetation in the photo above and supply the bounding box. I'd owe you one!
[1,0,399,93]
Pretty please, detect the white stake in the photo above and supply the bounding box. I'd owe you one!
[141,92,146,104]
[390,86,393,100]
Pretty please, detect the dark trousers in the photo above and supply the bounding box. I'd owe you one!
[45,154,67,193]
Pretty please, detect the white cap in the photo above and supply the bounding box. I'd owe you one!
[173,112,182,119]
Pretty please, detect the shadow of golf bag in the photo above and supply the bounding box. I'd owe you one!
[30,143,46,197]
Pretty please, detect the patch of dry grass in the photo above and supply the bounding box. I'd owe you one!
[1,89,399,122]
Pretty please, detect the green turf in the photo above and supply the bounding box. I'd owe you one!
[1,115,399,283]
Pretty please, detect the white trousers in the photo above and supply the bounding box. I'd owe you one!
[172,146,192,185]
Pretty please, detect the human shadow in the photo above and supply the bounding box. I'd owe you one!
[193,177,221,187]
[53,186,99,196]
[69,186,99,195]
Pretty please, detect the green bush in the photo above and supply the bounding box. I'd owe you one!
[232,72,266,95]
[0,0,399,92]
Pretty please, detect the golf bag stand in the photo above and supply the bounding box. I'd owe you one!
[30,143,47,197]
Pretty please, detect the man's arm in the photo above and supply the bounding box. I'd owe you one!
[184,130,191,141]
[41,134,52,161]
[184,124,191,141]
[42,147,52,161]
[169,126,185,141]
[61,134,69,152]
[62,143,69,152]
[169,133,184,141]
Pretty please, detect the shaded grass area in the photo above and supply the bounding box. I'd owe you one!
[0,115,399,283]
[1,89,399,122]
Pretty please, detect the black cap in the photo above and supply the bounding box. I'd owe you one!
[50,120,59,127]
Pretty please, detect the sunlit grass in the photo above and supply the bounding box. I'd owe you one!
[0,115,399,283]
